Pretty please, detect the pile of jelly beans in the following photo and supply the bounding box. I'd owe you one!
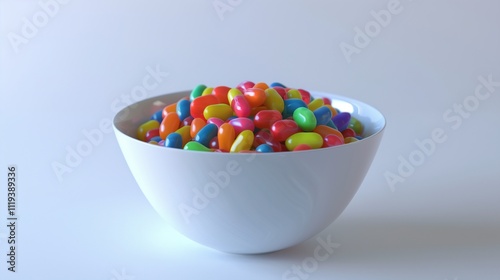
[136,82,365,152]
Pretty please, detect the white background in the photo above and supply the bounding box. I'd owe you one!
[1,0,500,279]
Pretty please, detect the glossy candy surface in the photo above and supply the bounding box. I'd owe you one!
[136,82,366,152]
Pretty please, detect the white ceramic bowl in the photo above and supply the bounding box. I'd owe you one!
[113,90,385,254]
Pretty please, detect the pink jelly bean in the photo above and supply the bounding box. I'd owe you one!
[229,117,255,136]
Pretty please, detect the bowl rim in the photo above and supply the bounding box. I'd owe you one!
[113,90,386,155]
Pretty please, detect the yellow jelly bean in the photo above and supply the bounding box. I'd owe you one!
[230,130,254,153]
[175,125,191,146]
[286,89,302,100]
[137,120,160,142]
[264,88,285,113]
[285,132,323,150]
[344,137,358,144]
[201,87,214,96]
[307,98,324,111]
[227,88,243,105]
[203,104,233,120]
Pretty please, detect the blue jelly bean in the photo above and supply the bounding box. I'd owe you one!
[283,99,307,119]
[270,82,287,88]
[150,136,162,142]
[256,144,274,153]
[150,109,163,122]
[332,112,351,131]
[176,99,191,121]
[325,120,337,130]
[313,106,333,126]
[355,135,363,140]
[165,132,183,148]
[194,123,218,147]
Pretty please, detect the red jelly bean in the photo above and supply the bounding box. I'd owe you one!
[298,89,311,104]
[209,136,219,149]
[236,81,255,93]
[231,94,251,118]
[323,134,344,147]
[341,128,356,138]
[145,129,160,142]
[182,116,194,127]
[253,129,281,152]
[190,95,219,120]
[254,110,282,129]
[321,97,331,105]
[273,87,287,99]
[293,144,311,151]
[207,117,225,128]
[271,120,300,142]
[229,117,255,136]
[212,86,231,105]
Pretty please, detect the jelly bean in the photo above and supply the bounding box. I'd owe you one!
[253,129,281,152]
[307,98,324,111]
[175,125,191,146]
[264,88,285,113]
[203,103,233,120]
[190,84,207,100]
[148,140,158,145]
[150,136,162,143]
[270,82,286,88]
[271,120,300,142]
[244,88,267,107]
[176,99,191,121]
[158,140,165,146]
[323,134,343,147]
[145,128,160,142]
[190,94,219,120]
[341,128,356,138]
[286,89,302,100]
[250,106,267,116]
[165,132,183,148]
[253,82,269,90]
[150,109,163,122]
[218,123,236,152]
[159,112,180,139]
[344,137,358,144]
[229,117,255,136]
[227,88,243,105]
[293,144,311,151]
[194,123,218,147]
[236,81,255,93]
[212,86,231,104]
[355,136,363,140]
[207,117,225,128]
[231,94,251,118]
[283,99,307,119]
[324,104,338,118]
[137,120,160,141]
[209,136,219,149]
[190,118,206,138]
[230,130,254,153]
[313,125,344,142]
[297,89,311,104]
[273,86,287,99]
[254,110,282,129]
[285,132,323,150]
[325,119,338,130]
[293,107,317,132]
[201,87,214,96]
[313,106,333,126]
[184,141,212,152]
[348,116,364,136]
[162,102,177,118]
[321,97,331,105]
[182,116,194,127]
[332,112,351,131]
[256,144,274,153]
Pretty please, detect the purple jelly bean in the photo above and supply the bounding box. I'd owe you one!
[332,112,351,131]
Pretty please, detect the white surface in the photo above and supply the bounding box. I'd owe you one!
[1,0,499,279]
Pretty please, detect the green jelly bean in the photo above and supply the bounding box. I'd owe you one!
[348,116,364,136]
[285,132,323,150]
[190,84,207,101]
[293,107,317,131]
[183,141,212,152]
